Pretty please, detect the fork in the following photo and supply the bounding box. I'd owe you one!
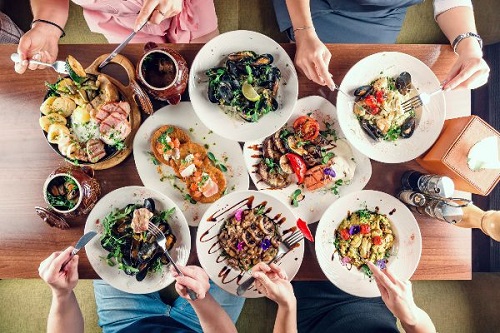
[10,52,68,75]
[236,230,304,296]
[148,222,198,300]
[401,87,443,113]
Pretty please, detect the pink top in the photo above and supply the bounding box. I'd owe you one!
[71,0,218,43]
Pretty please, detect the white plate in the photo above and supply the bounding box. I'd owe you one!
[337,52,446,163]
[189,30,299,142]
[315,190,422,297]
[196,190,304,298]
[133,102,249,226]
[243,96,372,224]
[84,186,191,294]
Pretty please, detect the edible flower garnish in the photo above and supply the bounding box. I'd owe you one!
[323,167,336,178]
[260,238,271,251]
[234,208,243,222]
[341,256,351,265]
[237,241,245,251]
[376,259,387,270]
[349,225,360,235]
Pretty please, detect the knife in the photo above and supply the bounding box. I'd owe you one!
[60,231,98,271]
[98,20,148,69]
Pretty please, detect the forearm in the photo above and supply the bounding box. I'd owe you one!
[30,0,69,29]
[400,307,436,333]
[285,0,313,28]
[273,301,297,333]
[436,6,482,56]
[190,294,237,333]
[47,291,84,333]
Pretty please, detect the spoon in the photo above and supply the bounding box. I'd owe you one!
[10,52,68,74]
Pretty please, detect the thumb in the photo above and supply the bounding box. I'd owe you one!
[17,35,33,61]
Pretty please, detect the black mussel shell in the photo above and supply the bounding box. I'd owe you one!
[360,119,382,141]
[400,116,416,138]
[228,51,257,63]
[208,82,218,103]
[217,81,233,103]
[354,85,373,97]
[396,72,412,95]
[252,54,274,66]
[205,67,226,77]
[143,198,155,213]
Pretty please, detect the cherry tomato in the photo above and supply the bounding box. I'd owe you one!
[297,218,314,242]
[340,229,350,241]
[372,236,382,245]
[293,115,320,141]
[368,106,380,115]
[286,153,307,184]
[360,224,371,234]
[364,95,377,108]
[375,90,385,103]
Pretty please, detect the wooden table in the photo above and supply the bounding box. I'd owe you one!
[0,44,471,280]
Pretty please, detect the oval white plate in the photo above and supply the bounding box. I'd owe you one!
[189,30,299,142]
[84,186,191,294]
[337,52,446,163]
[133,102,249,226]
[196,190,304,298]
[315,190,422,297]
[243,96,372,224]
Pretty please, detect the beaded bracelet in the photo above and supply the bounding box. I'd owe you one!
[31,19,66,38]
[451,32,482,54]
[293,26,314,33]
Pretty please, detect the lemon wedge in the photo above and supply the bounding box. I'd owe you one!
[242,82,260,102]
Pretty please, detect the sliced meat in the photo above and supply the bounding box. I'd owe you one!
[262,136,281,160]
[131,208,153,233]
[100,101,130,117]
[100,112,127,133]
[256,161,290,189]
[100,120,132,145]
[303,164,334,191]
[86,139,106,163]
[272,130,287,154]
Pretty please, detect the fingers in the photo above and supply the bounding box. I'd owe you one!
[15,35,33,74]
[252,271,274,290]
[252,262,272,274]
[269,263,288,280]
[135,0,158,31]
[443,57,490,90]
[174,276,207,299]
[366,261,397,294]
[66,255,80,283]
[46,247,74,277]
[318,51,334,88]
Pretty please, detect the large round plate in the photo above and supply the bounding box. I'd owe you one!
[84,186,191,294]
[133,102,249,226]
[315,190,422,297]
[196,190,304,298]
[243,96,372,224]
[337,52,445,163]
[189,30,299,142]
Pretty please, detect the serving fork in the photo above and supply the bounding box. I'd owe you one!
[148,222,198,300]
[401,87,443,112]
[236,230,304,296]
[10,52,68,75]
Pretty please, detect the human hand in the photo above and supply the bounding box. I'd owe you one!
[252,262,295,307]
[135,0,183,31]
[15,24,60,74]
[442,40,490,91]
[367,261,420,326]
[294,29,335,89]
[38,247,79,297]
[171,265,210,301]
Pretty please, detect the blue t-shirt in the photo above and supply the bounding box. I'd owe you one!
[118,316,195,333]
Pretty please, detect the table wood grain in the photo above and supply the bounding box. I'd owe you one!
[0,44,471,280]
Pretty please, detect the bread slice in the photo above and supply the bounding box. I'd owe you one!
[150,125,190,166]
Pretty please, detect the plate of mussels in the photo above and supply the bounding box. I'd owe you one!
[189,30,299,142]
[336,52,446,163]
[84,186,191,294]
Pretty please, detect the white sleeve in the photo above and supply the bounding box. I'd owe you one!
[433,0,473,19]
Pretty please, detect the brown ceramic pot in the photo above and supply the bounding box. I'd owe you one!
[43,166,101,217]
[136,42,189,105]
